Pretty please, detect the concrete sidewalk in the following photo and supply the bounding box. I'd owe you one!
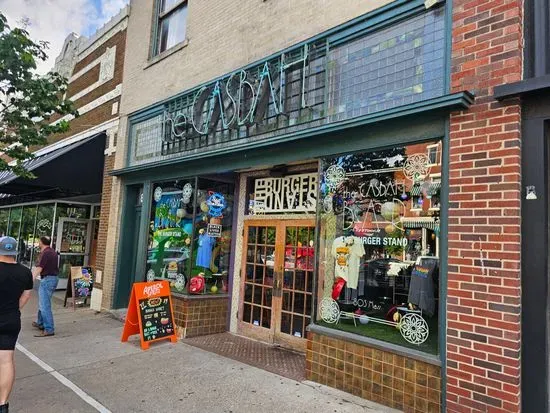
[10,293,399,413]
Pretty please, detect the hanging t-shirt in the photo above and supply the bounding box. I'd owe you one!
[196,234,215,268]
[331,236,365,290]
[407,259,437,316]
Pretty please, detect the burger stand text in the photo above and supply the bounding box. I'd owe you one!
[121,280,177,350]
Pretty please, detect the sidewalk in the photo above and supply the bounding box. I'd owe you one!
[11,293,400,413]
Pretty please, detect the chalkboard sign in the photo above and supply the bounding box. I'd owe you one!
[138,296,175,342]
[121,280,178,350]
[64,266,94,310]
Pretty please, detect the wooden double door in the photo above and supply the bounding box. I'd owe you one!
[239,219,315,352]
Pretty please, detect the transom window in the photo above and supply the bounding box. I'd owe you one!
[154,0,188,55]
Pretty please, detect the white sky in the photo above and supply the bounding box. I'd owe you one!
[0,0,129,74]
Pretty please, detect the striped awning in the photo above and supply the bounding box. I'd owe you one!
[401,217,440,234]
[409,181,441,197]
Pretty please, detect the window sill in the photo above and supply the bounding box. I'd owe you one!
[410,208,423,212]
[171,291,229,301]
[145,39,189,70]
[307,323,441,366]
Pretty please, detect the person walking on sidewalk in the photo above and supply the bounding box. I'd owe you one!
[0,237,33,413]
[32,236,59,337]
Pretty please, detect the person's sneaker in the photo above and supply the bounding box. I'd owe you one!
[32,322,44,330]
[34,331,54,337]
[0,402,9,413]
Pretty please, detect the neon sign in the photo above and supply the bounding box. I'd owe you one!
[163,45,310,141]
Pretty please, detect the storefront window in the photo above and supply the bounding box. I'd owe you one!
[7,207,22,240]
[145,177,234,295]
[33,204,55,263]
[56,204,90,219]
[19,206,37,267]
[0,209,8,236]
[317,140,442,355]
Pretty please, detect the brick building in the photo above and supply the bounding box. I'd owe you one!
[0,7,128,309]
[103,0,532,411]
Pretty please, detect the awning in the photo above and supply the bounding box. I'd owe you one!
[0,133,106,205]
[400,217,440,234]
[409,181,441,197]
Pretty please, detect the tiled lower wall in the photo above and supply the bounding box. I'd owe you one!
[306,332,441,413]
[172,295,229,338]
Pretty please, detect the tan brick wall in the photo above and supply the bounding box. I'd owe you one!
[172,296,229,338]
[306,332,442,413]
[119,0,394,117]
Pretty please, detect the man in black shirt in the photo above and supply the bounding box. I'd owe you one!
[0,236,33,413]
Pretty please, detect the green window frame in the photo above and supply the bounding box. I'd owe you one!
[152,0,188,57]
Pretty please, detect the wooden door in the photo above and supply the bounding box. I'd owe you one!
[239,219,315,352]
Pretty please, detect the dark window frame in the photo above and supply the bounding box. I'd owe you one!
[151,0,188,57]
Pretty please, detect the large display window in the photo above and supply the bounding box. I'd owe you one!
[146,176,234,295]
[317,140,442,355]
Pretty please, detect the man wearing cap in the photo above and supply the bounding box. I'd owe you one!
[31,236,59,337]
[0,236,33,413]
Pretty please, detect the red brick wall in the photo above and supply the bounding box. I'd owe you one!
[448,0,522,412]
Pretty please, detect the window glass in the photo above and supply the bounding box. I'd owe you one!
[146,177,234,295]
[0,209,8,236]
[32,204,55,263]
[19,206,37,267]
[317,140,442,354]
[146,180,194,292]
[158,2,187,53]
[190,178,234,295]
[56,204,90,219]
[7,207,22,240]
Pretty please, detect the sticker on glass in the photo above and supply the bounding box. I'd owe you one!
[154,187,163,202]
[324,165,346,190]
[403,154,431,182]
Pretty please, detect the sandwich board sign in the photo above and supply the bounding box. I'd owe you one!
[121,280,177,350]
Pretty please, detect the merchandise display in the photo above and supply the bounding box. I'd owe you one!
[145,177,235,295]
[317,141,442,354]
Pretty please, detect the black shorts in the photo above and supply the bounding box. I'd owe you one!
[0,312,21,350]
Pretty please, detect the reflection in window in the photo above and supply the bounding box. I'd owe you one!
[145,177,234,295]
[19,206,37,267]
[7,207,21,239]
[318,140,442,354]
[0,209,8,236]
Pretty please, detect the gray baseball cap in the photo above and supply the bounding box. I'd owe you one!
[0,236,18,256]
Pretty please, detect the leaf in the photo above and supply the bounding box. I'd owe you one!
[0,12,77,178]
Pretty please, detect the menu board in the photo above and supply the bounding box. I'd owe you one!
[121,280,178,350]
[64,266,94,310]
[138,296,175,342]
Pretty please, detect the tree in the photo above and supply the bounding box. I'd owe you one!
[0,13,77,177]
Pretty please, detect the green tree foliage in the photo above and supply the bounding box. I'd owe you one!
[0,13,77,177]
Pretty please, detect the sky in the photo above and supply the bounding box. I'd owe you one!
[0,0,129,74]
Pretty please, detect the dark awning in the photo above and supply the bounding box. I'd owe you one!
[0,133,106,205]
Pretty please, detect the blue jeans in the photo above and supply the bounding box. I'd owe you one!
[37,276,58,334]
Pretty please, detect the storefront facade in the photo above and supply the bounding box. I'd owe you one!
[0,7,128,308]
[108,0,524,411]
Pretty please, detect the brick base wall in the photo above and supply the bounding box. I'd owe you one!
[306,332,441,412]
[172,295,229,338]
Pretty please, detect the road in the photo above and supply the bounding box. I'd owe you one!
[10,292,398,413]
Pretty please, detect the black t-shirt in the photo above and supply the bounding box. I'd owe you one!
[0,262,33,315]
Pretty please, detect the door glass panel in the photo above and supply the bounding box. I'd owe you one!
[242,225,275,329]
[278,224,315,339]
[59,222,89,253]
[8,207,22,239]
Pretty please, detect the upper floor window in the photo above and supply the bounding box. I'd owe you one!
[426,144,441,166]
[155,0,188,55]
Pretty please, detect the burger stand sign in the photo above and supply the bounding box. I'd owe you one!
[121,280,178,350]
